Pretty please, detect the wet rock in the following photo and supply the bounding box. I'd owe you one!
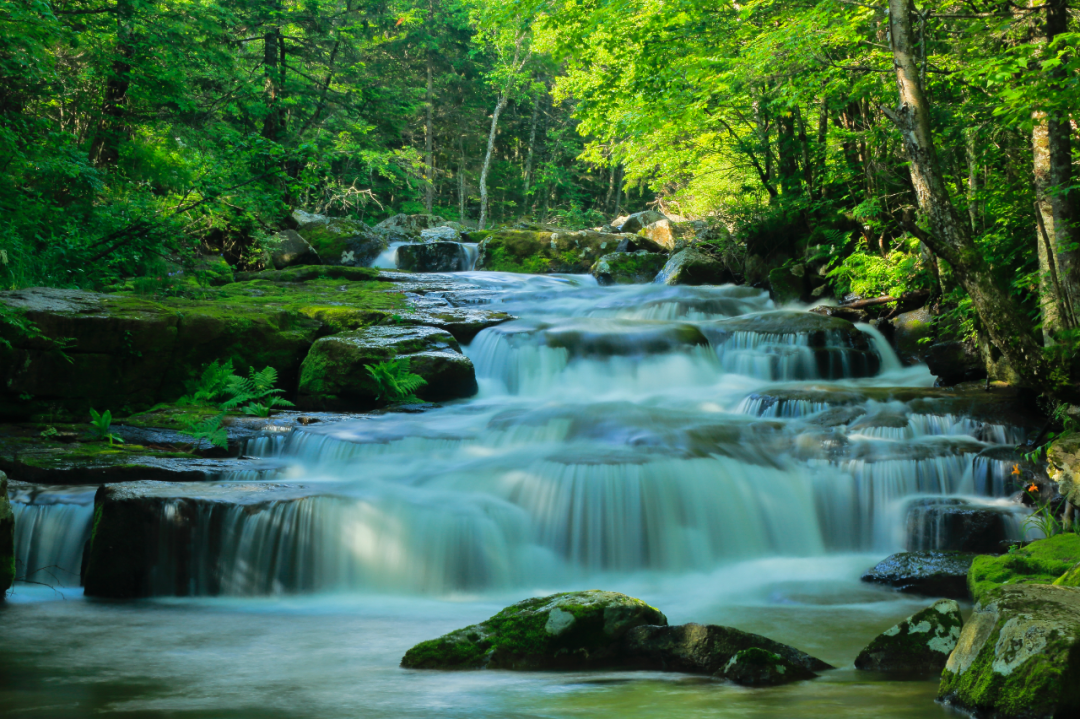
[891,307,932,365]
[809,305,870,324]
[654,247,732,286]
[476,229,626,274]
[768,265,808,304]
[268,230,321,269]
[926,341,986,386]
[297,325,477,410]
[623,622,833,675]
[386,308,514,343]
[616,234,667,254]
[637,219,711,251]
[419,226,462,243]
[374,213,447,242]
[297,218,388,267]
[939,584,1080,719]
[721,647,817,686]
[969,534,1080,603]
[400,590,668,670]
[710,311,873,351]
[854,599,964,674]
[861,550,977,599]
[490,318,709,359]
[905,498,1011,554]
[396,242,472,272]
[590,251,668,285]
[615,210,666,234]
[0,472,13,597]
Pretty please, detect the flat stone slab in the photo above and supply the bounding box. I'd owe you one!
[861,550,977,599]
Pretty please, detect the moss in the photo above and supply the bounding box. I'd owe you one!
[969,534,1080,603]
[478,230,622,274]
[855,600,963,673]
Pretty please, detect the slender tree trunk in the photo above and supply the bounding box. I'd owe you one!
[458,137,467,223]
[424,0,435,214]
[884,0,1048,386]
[1035,116,1065,342]
[965,127,982,233]
[777,110,802,198]
[262,6,284,142]
[613,164,623,216]
[478,94,508,230]
[523,90,540,203]
[90,0,133,167]
[814,97,828,200]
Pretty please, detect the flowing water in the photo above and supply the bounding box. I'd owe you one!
[3,272,1035,718]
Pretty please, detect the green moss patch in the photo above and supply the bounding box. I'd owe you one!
[969,534,1080,603]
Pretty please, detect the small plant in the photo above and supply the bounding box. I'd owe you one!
[39,426,58,439]
[88,408,124,446]
[178,412,228,449]
[1021,481,1065,539]
[178,360,294,414]
[366,357,427,404]
[241,397,293,418]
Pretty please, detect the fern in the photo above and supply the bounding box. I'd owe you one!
[178,360,291,414]
[242,396,295,417]
[178,412,228,449]
[365,357,427,403]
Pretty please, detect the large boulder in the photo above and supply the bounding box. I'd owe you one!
[623,622,832,675]
[615,210,666,235]
[891,307,933,365]
[590,252,668,285]
[854,599,964,673]
[721,648,818,687]
[0,472,13,598]
[637,219,711,251]
[477,229,625,274]
[861,550,977,599]
[925,340,986,386]
[968,534,1080,604]
[297,325,477,410]
[419,226,462,243]
[396,242,472,272]
[297,217,388,267]
[905,498,1011,554]
[768,265,808,304]
[939,584,1080,719]
[267,230,321,269]
[375,214,447,242]
[654,247,732,286]
[400,590,668,670]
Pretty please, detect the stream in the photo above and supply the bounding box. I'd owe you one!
[2,271,1033,718]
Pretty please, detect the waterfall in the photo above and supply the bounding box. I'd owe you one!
[10,486,95,586]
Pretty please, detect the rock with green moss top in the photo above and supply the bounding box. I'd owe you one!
[590,252,668,285]
[862,551,976,599]
[476,229,627,274]
[297,217,387,267]
[401,590,668,670]
[654,248,733,286]
[939,583,1080,719]
[297,325,477,410]
[891,307,933,365]
[375,213,447,242]
[969,534,1080,604]
[624,622,833,675]
[0,472,14,598]
[267,230,321,269]
[396,242,472,272]
[768,265,808,304]
[721,647,817,686]
[855,599,964,674]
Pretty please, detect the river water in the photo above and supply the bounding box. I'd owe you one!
[3,272,1031,718]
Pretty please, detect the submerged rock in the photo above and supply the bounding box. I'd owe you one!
[268,230,321,269]
[861,550,977,599]
[939,584,1080,719]
[400,590,668,670]
[488,318,709,359]
[297,325,477,410]
[654,247,732,286]
[0,472,13,598]
[623,622,833,675]
[396,242,472,272]
[854,599,964,674]
[968,534,1080,603]
[721,647,817,686]
[590,251,668,285]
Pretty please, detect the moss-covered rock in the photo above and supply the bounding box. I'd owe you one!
[721,647,818,686]
[297,325,477,410]
[1047,431,1080,513]
[477,229,628,274]
[0,472,14,598]
[939,584,1080,719]
[267,230,321,269]
[768,265,808,304]
[396,242,472,272]
[654,247,733,286]
[969,534,1080,604]
[590,251,668,285]
[891,307,933,365]
[862,551,977,599]
[637,219,711,252]
[297,217,387,266]
[855,599,964,674]
[400,590,668,670]
[624,622,833,675]
[615,210,666,235]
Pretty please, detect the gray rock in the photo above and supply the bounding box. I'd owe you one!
[809,305,870,324]
[892,307,933,365]
[855,599,964,674]
[769,265,808,304]
[401,590,668,670]
[590,251,668,285]
[637,219,711,251]
[420,226,462,243]
[926,340,986,386]
[906,498,1011,554]
[654,247,732,286]
[616,210,667,234]
[939,584,1080,719]
[721,647,817,686]
[375,214,447,242]
[861,550,977,599]
[396,242,471,272]
[268,230,321,269]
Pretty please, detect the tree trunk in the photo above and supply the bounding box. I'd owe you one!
[523,90,540,203]
[458,136,467,222]
[478,94,508,231]
[1035,116,1066,341]
[884,0,1049,386]
[424,0,435,214]
[90,0,133,167]
[262,16,284,142]
[777,110,802,198]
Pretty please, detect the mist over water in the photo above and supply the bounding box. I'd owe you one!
[6,272,1027,718]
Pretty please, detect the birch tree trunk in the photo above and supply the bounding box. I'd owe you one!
[478,93,508,231]
[522,90,540,202]
[884,0,1049,386]
[424,0,435,214]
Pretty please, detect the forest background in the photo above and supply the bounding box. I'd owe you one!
[1,0,1078,393]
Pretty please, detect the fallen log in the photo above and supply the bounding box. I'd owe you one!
[840,290,929,310]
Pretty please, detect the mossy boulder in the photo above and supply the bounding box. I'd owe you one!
[637,219,710,252]
[477,229,626,274]
[267,230,321,269]
[854,599,964,674]
[375,213,446,242]
[939,584,1080,719]
[969,534,1080,604]
[624,622,833,675]
[654,248,733,286]
[615,210,666,235]
[861,551,977,599]
[0,472,14,598]
[590,251,667,285]
[1047,431,1080,511]
[721,647,817,686]
[891,307,933,365]
[297,217,387,267]
[297,325,477,410]
[768,265,808,304]
[400,590,668,670]
[396,242,472,272]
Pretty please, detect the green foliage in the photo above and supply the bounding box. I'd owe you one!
[365,357,427,404]
[179,360,294,416]
[827,236,932,299]
[178,412,228,450]
[88,408,124,446]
